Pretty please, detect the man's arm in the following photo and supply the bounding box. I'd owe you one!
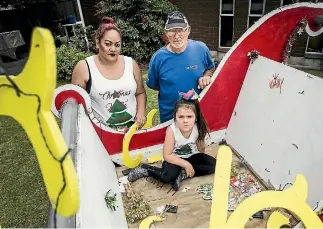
[198,42,216,89]
[203,66,215,78]
[146,54,160,91]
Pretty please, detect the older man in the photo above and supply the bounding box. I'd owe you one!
[146,11,215,123]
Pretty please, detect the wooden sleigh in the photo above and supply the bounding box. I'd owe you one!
[1,2,323,228]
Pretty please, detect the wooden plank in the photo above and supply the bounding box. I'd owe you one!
[116,144,282,228]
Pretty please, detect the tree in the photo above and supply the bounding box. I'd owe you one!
[95,0,178,64]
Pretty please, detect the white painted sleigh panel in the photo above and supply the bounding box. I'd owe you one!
[226,55,323,208]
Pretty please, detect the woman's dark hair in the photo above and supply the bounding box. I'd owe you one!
[174,99,210,142]
[95,16,122,41]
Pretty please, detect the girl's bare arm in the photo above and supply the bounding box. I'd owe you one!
[197,139,206,153]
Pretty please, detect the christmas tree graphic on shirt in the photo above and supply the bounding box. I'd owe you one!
[106,91,133,126]
[175,144,193,156]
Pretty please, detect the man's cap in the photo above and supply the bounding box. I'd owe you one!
[165,11,189,30]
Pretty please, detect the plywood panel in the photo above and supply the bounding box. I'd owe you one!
[226,55,323,208]
[116,145,273,228]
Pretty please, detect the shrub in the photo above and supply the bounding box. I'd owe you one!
[56,45,92,81]
[69,24,97,53]
[95,0,178,64]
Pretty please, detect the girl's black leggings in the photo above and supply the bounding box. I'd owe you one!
[144,153,216,184]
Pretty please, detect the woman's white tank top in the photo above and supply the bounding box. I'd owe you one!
[86,55,137,127]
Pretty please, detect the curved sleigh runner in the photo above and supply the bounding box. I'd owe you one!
[48,2,323,228]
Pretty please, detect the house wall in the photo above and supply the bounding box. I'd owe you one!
[79,0,322,69]
[80,0,100,26]
[175,0,219,50]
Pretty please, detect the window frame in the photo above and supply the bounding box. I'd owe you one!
[247,0,266,29]
[304,0,323,56]
[219,0,235,49]
[280,0,298,7]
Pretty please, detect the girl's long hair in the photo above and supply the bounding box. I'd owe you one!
[174,98,210,142]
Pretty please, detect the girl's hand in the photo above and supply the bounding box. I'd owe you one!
[184,162,195,177]
[135,112,146,128]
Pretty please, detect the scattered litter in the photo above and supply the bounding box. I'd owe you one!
[203,191,212,200]
[196,183,213,201]
[298,90,304,95]
[123,183,151,223]
[118,176,129,193]
[228,170,263,210]
[196,183,212,193]
[165,204,178,213]
[307,74,313,79]
[265,168,270,172]
[196,170,263,210]
[182,186,190,192]
[154,205,165,215]
[252,211,264,219]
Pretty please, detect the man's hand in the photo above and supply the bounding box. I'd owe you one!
[184,161,195,177]
[198,75,212,89]
[135,112,146,128]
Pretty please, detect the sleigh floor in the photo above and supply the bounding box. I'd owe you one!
[116,144,277,228]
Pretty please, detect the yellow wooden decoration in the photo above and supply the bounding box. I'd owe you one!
[0,27,79,217]
[122,109,158,168]
[122,122,143,168]
[139,215,163,228]
[142,108,158,129]
[209,145,323,228]
[267,211,290,228]
[147,154,163,163]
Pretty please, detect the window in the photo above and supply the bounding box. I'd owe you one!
[247,0,265,29]
[306,35,323,54]
[280,0,296,6]
[219,0,235,48]
[305,0,323,55]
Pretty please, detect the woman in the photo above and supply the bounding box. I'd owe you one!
[72,17,147,128]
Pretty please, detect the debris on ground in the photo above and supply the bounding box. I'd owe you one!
[182,186,190,192]
[122,183,151,224]
[195,168,263,209]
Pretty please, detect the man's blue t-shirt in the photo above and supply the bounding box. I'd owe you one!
[146,39,215,123]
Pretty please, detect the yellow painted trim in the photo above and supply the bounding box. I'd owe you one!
[147,154,163,163]
[122,109,158,168]
[209,145,231,228]
[139,215,163,228]
[209,145,323,229]
[267,211,290,228]
[142,109,158,129]
[122,122,142,168]
[0,27,79,217]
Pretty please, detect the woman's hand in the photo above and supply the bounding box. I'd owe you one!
[135,112,146,128]
[184,161,195,177]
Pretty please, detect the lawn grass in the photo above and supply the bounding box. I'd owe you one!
[0,67,321,227]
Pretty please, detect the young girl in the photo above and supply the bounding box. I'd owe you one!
[127,89,216,191]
